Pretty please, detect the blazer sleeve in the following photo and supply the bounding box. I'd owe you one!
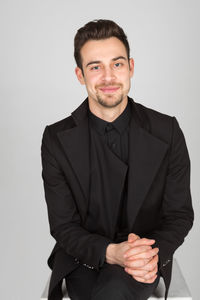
[147,117,194,271]
[41,126,112,270]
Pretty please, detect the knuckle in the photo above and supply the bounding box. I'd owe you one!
[135,277,144,283]
[148,264,154,271]
[128,261,134,268]
[152,249,157,255]
[125,268,131,274]
[142,260,147,267]
[129,269,134,275]
[145,276,154,283]
[140,270,146,276]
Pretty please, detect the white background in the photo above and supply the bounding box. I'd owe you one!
[0,0,199,299]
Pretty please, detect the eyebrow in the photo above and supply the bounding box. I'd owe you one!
[86,56,127,67]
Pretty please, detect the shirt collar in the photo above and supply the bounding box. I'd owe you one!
[89,101,131,135]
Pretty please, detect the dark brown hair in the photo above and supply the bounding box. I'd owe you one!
[74,19,130,71]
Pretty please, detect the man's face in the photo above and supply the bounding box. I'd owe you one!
[75,37,134,109]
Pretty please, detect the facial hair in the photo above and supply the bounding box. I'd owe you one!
[95,83,124,108]
[96,94,124,108]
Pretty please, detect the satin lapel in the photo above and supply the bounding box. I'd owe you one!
[57,116,90,210]
[127,117,169,230]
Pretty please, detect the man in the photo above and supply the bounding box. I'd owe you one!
[41,19,194,300]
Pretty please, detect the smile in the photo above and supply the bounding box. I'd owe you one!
[99,86,120,93]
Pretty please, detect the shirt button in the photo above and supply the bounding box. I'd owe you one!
[112,143,116,148]
[106,124,113,132]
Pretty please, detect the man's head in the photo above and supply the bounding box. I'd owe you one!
[74,19,130,72]
[74,19,134,110]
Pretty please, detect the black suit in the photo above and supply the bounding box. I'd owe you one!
[41,97,193,299]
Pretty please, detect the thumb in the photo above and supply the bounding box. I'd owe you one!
[128,233,140,243]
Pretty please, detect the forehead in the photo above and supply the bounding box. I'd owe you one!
[80,37,128,65]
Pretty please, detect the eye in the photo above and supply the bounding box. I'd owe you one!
[91,65,100,71]
[114,62,122,68]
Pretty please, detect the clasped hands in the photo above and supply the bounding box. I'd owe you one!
[106,233,159,284]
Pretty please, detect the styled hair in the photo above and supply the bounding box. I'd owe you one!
[74,19,130,71]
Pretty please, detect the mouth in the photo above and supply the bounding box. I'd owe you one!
[98,86,120,93]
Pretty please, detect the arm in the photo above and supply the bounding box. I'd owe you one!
[109,117,194,283]
[126,117,193,280]
[41,126,112,270]
[146,117,193,271]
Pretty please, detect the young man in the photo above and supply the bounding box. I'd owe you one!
[41,20,194,300]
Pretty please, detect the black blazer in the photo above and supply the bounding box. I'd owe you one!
[41,97,193,300]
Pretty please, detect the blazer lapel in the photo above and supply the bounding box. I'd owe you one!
[57,100,90,215]
[127,102,169,230]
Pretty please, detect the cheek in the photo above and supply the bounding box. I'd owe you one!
[123,73,132,85]
[85,73,99,84]
[117,70,130,81]
[87,75,103,89]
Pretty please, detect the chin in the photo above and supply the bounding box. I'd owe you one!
[97,95,124,108]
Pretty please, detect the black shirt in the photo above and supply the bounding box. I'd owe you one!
[89,101,131,164]
[88,101,131,243]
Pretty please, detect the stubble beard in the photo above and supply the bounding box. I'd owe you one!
[96,93,124,108]
[95,83,127,108]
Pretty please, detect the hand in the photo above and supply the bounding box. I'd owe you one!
[106,233,139,267]
[106,233,159,283]
[124,238,158,263]
[124,236,159,283]
[125,254,159,283]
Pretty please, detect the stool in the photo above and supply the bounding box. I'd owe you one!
[41,259,192,299]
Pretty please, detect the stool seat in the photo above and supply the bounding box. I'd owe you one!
[41,259,192,299]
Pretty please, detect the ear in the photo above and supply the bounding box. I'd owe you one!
[75,67,85,85]
[129,58,134,78]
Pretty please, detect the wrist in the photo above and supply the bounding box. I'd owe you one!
[106,243,117,265]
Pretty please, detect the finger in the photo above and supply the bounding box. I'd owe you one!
[125,265,157,279]
[131,247,159,260]
[132,238,155,246]
[125,258,150,269]
[127,238,155,249]
[143,266,158,281]
[133,274,157,284]
[128,233,140,243]
[124,246,158,259]
[124,245,152,259]
[124,267,149,277]
[139,255,159,272]
[125,247,158,261]
[125,258,151,269]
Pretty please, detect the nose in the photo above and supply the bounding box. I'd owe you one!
[102,66,116,82]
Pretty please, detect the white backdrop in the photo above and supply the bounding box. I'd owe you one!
[0,0,199,299]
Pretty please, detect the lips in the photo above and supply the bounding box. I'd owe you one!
[99,86,120,93]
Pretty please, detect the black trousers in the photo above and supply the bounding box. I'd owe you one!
[65,263,160,300]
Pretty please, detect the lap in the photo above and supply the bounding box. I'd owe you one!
[65,263,159,300]
[65,264,99,300]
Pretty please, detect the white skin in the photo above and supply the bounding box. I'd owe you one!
[75,37,159,283]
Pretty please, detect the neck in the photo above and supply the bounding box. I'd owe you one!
[88,97,128,122]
